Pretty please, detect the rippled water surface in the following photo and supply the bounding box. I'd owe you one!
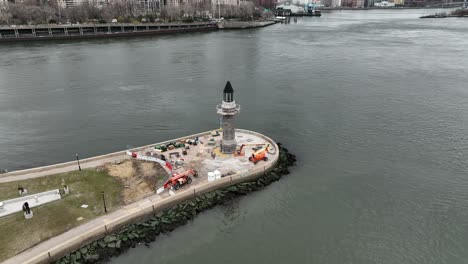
[1,9,468,264]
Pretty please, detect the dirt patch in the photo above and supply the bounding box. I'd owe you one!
[100,160,169,204]
[140,162,156,177]
[106,160,135,180]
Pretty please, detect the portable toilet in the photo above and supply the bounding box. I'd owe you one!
[214,170,221,179]
[208,172,215,182]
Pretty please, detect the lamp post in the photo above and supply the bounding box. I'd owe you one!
[75,154,81,171]
[101,191,107,213]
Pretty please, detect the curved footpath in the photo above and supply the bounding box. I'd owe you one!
[1,129,296,264]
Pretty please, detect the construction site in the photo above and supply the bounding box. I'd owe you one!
[128,129,276,199]
[123,81,276,198]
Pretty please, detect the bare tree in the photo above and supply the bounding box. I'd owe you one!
[101,1,129,21]
[0,0,263,25]
[181,2,195,18]
[9,4,34,24]
[64,5,87,23]
[165,5,180,21]
[43,5,57,23]
[0,4,12,25]
[239,1,254,20]
[81,1,101,20]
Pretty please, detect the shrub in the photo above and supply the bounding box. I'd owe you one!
[182,17,193,23]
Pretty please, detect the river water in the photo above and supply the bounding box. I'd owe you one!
[1,9,468,264]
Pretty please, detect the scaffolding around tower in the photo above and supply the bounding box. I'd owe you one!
[216,81,241,154]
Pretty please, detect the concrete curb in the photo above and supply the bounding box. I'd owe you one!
[220,21,276,29]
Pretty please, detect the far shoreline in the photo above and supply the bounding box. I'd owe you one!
[0,20,276,43]
[321,7,460,10]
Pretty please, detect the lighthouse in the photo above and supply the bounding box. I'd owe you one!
[217,81,241,154]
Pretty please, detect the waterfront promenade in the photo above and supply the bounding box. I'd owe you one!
[0,20,276,42]
[0,22,218,42]
[0,154,127,184]
[0,129,279,264]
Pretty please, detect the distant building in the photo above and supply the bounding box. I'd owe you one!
[57,0,66,8]
[331,0,341,6]
[258,0,276,9]
[322,0,342,6]
[424,0,453,7]
[64,0,78,8]
[209,0,243,18]
[393,0,404,6]
[276,2,304,13]
[320,0,332,6]
[355,0,364,7]
[364,0,375,7]
[167,0,182,6]
[162,0,208,9]
[63,0,102,8]
[341,0,363,7]
[209,0,241,8]
[10,0,156,13]
[310,0,322,5]
[403,0,425,6]
[374,0,395,6]
[133,0,160,14]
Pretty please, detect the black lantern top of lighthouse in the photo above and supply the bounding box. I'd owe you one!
[217,81,240,115]
[223,81,234,103]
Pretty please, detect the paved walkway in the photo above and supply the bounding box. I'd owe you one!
[0,154,129,184]
[0,190,61,218]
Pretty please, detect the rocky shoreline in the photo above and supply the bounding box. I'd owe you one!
[53,144,296,264]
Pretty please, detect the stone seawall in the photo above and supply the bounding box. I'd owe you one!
[0,23,218,43]
[0,21,277,43]
[52,144,296,264]
[220,21,276,29]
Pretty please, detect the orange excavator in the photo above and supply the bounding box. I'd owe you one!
[249,144,270,164]
[163,169,198,190]
[235,143,267,156]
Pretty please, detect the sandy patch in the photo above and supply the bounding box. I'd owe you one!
[101,160,169,204]
[106,160,135,180]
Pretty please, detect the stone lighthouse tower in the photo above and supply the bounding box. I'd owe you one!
[217,81,241,154]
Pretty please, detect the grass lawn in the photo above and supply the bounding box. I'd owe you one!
[0,169,123,262]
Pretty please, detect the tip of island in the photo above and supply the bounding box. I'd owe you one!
[0,81,296,264]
